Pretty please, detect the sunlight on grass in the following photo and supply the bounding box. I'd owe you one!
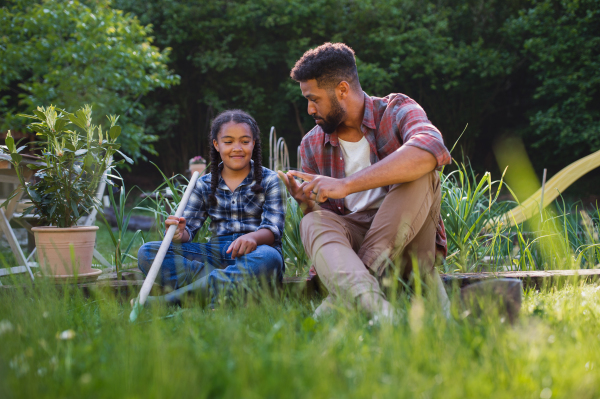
[1,279,600,398]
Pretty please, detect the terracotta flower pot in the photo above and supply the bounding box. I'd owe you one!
[189,162,207,176]
[32,226,102,282]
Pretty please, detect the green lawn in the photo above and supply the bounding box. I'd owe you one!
[1,279,600,398]
[2,192,600,397]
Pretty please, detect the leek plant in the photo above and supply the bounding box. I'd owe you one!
[440,163,514,272]
[97,178,145,279]
[440,161,600,273]
[135,163,212,244]
[282,196,310,276]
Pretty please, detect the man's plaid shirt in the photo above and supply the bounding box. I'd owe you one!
[299,92,452,256]
[182,162,286,249]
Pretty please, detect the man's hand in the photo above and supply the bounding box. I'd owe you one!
[165,216,189,243]
[288,171,349,204]
[277,170,318,212]
[226,234,258,259]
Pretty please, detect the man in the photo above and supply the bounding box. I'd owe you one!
[279,42,452,318]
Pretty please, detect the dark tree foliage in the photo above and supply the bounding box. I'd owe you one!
[112,0,533,175]
[505,0,600,166]
[0,0,179,162]
[5,0,598,176]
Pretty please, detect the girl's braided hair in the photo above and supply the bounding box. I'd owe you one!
[209,109,263,206]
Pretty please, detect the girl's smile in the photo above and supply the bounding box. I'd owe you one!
[213,121,255,190]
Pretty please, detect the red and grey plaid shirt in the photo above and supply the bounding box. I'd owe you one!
[299,92,452,257]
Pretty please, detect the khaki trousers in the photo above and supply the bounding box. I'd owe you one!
[300,171,442,307]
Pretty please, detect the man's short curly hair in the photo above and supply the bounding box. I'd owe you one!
[290,42,360,90]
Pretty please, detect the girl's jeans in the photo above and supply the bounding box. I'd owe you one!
[137,234,284,302]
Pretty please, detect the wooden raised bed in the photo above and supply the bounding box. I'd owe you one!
[2,268,599,296]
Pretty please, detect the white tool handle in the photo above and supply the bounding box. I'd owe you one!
[137,172,200,306]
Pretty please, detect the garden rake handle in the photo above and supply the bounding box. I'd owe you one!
[130,171,200,321]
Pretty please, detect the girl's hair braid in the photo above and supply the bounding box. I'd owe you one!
[209,144,222,206]
[251,134,263,194]
[208,109,263,206]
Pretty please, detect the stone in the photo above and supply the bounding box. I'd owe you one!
[460,278,523,324]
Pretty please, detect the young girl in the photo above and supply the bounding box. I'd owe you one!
[137,110,285,306]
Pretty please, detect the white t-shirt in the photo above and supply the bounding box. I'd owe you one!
[338,136,386,213]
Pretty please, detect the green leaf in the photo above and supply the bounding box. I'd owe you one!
[116,150,133,164]
[54,118,68,132]
[21,206,36,217]
[5,136,15,152]
[74,149,88,156]
[68,114,86,129]
[109,125,121,140]
[71,199,80,218]
[10,153,22,164]
[151,161,182,204]
[65,142,76,152]
[106,143,121,150]
[33,110,46,121]
[49,202,57,217]
[84,154,94,168]
[121,230,143,263]
[98,211,118,247]
[106,174,123,180]
[16,114,37,120]
[0,191,19,209]
[76,110,88,126]
[27,187,42,202]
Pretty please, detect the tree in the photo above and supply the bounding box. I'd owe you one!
[505,0,600,167]
[113,0,525,174]
[0,0,179,162]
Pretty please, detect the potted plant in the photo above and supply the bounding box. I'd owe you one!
[1,105,132,281]
[189,155,207,176]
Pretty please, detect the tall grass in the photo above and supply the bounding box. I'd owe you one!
[4,160,600,397]
[2,277,600,397]
[440,163,600,273]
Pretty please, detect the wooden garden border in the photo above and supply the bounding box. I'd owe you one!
[2,269,600,297]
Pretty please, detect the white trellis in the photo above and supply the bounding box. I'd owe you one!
[268,126,290,171]
[268,126,303,172]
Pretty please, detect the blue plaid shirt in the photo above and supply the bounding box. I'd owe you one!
[183,162,286,249]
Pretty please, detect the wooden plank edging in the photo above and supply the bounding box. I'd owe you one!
[441,269,600,289]
[3,269,600,293]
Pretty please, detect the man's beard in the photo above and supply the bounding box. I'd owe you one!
[315,94,346,134]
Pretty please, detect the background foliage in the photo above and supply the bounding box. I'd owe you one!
[1,0,599,183]
[0,0,179,162]
[504,0,600,166]
[108,0,599,181]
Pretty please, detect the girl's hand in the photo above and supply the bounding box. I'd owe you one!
[226,234,258,259]
[165,216,187,242]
